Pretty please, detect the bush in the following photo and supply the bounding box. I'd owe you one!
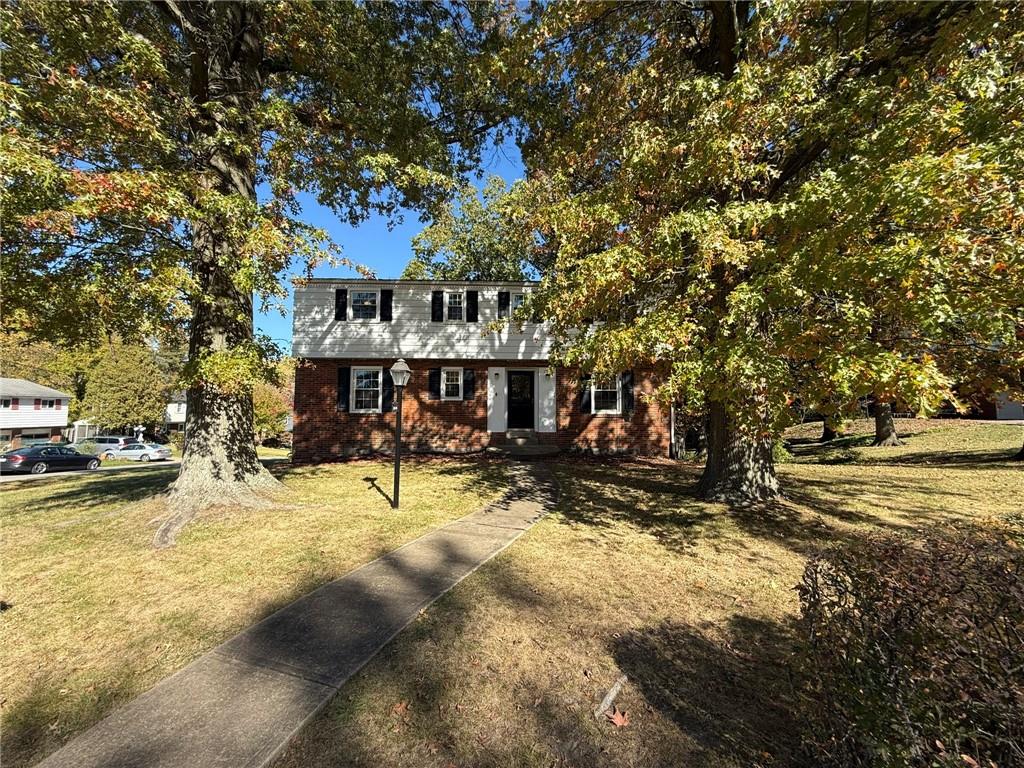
[168,432,185,454]
[76,441,98,456]
[797,523,1024,768]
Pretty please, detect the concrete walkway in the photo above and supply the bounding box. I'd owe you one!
[37,463,558,768]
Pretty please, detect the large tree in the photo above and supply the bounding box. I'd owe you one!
[80,339,169,431]
[2,2,507,512]
[498,1,1023,501]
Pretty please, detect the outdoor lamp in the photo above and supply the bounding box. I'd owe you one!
[389,359,412,508]
[390,358,411,388]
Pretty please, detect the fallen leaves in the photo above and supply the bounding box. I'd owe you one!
[604,706,630,728]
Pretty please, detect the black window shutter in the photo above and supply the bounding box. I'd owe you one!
[497,291,510,319]
[334,289,348,321]
[578,373,592,413]
[382,369,395,412]
[621,370,635,419]
[466,290,479,322]
[431,291,444,322]
[380,289,393,321]
[427,367,441,400]
[462,368,475,401]
[337,366,351,411]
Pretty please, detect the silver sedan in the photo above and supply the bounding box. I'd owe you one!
[101,442,173,462]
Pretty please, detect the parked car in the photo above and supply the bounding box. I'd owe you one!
[0,445,101,474]
[101,442,172,462]
[86,436,137,455]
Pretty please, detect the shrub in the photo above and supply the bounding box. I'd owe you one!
[796,523,1024,768]
[168,432,185,454]
[76,441,98,456]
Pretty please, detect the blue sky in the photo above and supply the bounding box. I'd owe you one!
[256,141,524,353]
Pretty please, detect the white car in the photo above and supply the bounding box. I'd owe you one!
[101,442,173,462]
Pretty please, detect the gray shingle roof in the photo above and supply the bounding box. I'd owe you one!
[0,377,71,399]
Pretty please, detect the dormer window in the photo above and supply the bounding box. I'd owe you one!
[351,291,378,320]
[446,292,464,321]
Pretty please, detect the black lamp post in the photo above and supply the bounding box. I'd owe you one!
[389,358,411,509]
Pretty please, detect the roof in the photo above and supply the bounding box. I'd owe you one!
[0,377,71,399]
[301,278,541,286]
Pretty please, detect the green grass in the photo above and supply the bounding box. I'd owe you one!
[0,457,508,768]
[275,421,1023,768]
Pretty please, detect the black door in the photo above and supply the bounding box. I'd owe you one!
[507,371,535,429]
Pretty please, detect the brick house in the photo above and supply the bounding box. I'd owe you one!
[291,280,670,462]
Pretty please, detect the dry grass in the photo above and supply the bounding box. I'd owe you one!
[276,421,1023,768]
[0,457,508,768]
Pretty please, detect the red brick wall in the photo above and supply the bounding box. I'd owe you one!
[292,358,669,463]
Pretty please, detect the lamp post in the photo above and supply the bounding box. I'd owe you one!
[389,358,412,509]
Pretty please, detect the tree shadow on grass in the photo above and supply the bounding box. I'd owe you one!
[611,615,811,767]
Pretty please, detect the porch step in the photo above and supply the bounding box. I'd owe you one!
[506,429,538,447]
[486,444,561,460]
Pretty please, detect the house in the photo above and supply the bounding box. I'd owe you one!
[0,378,72,447]
[291,279,669,462]
[165,392,187,433]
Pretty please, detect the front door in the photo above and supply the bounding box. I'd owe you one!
[507,371,535,429]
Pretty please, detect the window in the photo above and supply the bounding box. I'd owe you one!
[176,402,186,413]
[0,399,10,409]
[446,291,463,321]
[41,399,56,409]
[441,368,463,400]
[351,290,378,320]
[351,367,382,412]
[592,377,620,414]
[512,293,526,312]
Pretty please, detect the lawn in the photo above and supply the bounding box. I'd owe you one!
[0,457,508,768]
[275,420,1023,768]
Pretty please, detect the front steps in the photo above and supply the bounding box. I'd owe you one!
[486,430,560,460]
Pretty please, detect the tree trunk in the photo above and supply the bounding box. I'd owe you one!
[157,3,279,546]
[820,421,837,442]
[872,400,903,446]
[696,401,779,504]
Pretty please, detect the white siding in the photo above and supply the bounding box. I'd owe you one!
[0,399,69,430]
[165,402,187,424]
[487,367,506,432]
[293,281,552,360]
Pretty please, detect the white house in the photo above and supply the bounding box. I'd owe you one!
[0,378,72,447]
[165,391,187,432]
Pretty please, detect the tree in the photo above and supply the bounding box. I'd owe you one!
[252,382,289,444]
[496,2,1023,502]
[80,340,169,431]
[2,2,508,513]
[403,176,541,281]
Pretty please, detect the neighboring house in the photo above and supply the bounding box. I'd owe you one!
[291,280,669,462]
[0,378,71,447]
[978,392,1024,421]
[165,392,187,432]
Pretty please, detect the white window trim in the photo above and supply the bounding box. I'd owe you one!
[349,289,380,321]
[512,293,526,311]
[445,290,465,323]
[41,399,57,410]
[441,367,463,401]
[0,399,10,409]
[350,366,383,413]
[591,376,621,415]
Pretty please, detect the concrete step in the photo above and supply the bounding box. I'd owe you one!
[486,444,560,460]
[506,429,538,446]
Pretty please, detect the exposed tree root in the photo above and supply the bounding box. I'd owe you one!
[154,472,282,548]
[872,433,905,447]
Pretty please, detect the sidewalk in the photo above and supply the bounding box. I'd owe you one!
[37,463,558,768]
